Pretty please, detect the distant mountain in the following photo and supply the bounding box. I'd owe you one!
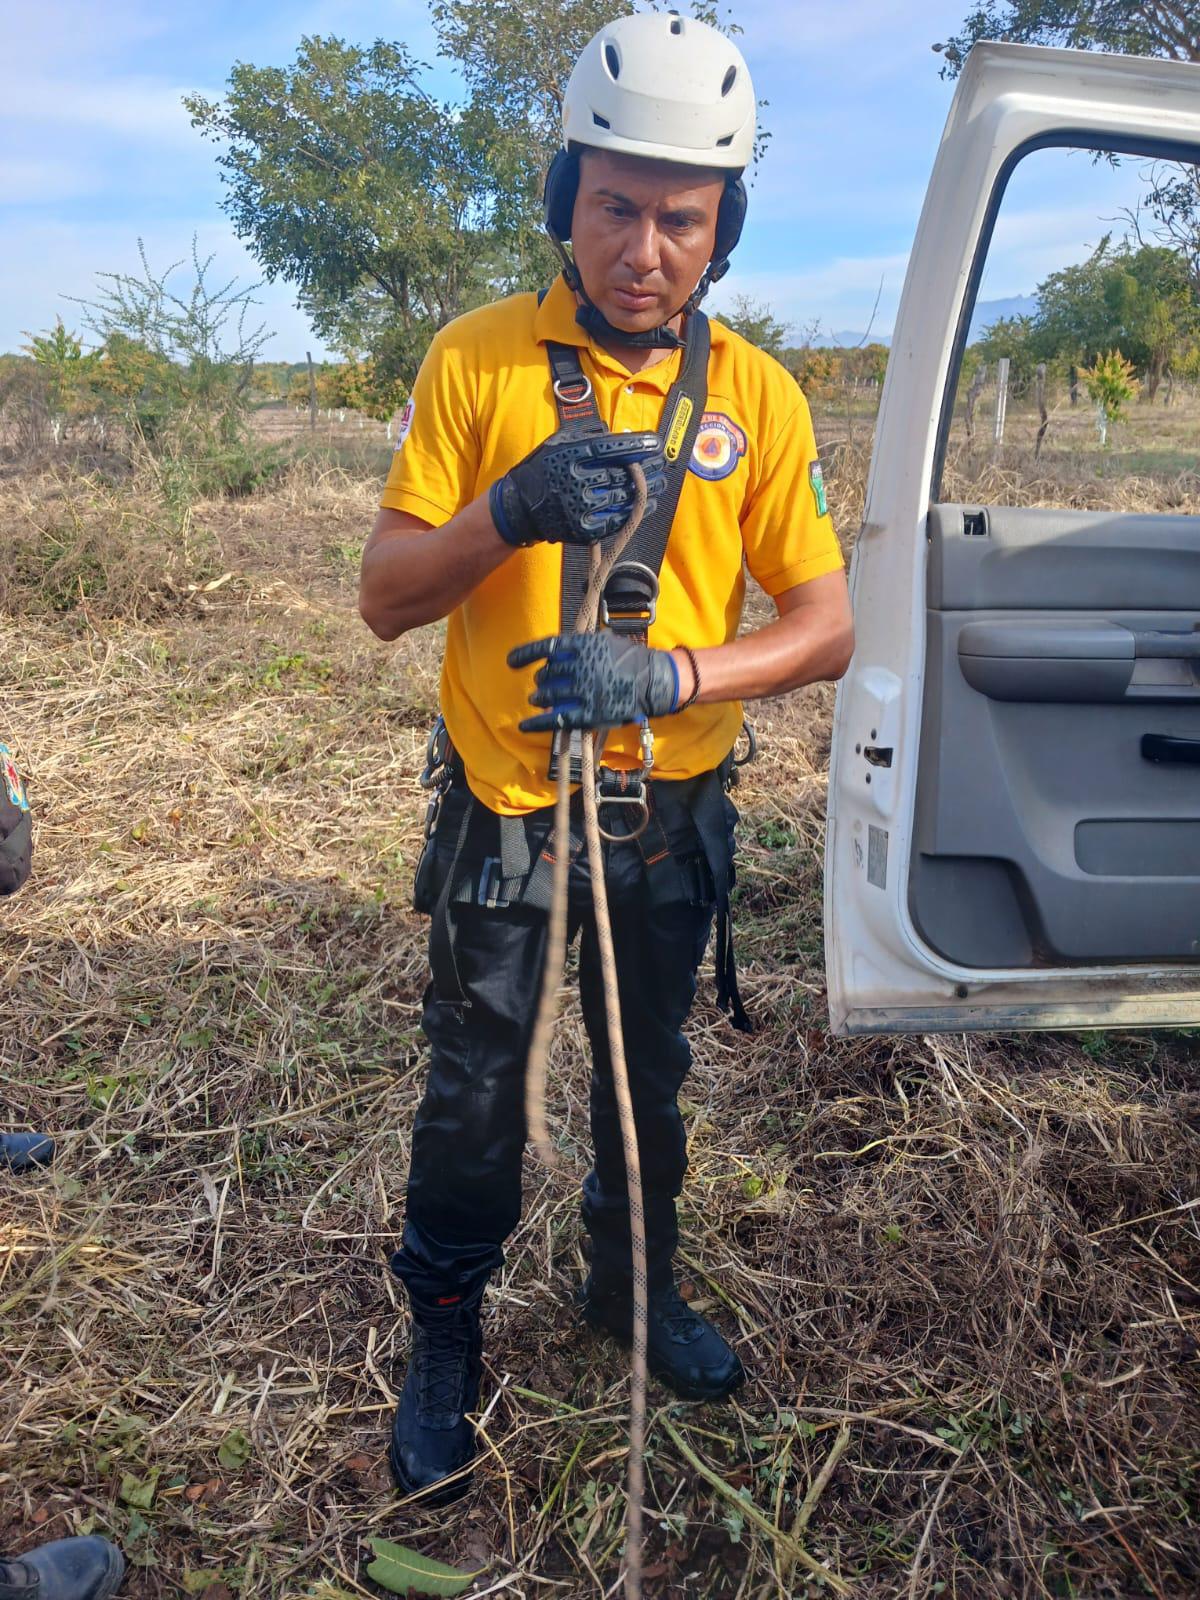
[967,295,1038,342]
[813,295,1037,351]
[823,330,892,349]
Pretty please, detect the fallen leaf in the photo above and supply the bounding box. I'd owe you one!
[119,1469,159,1510]
[217,1429,252,1471]
[366,1538,485,1597]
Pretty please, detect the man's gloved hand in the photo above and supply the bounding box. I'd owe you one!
[489,431,666,548]
[508,631,680,733]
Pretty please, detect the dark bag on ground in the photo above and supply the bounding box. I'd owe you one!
[0,742,32,896]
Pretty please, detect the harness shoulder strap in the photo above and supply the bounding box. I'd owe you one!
[550,312,711,631]
[615,313,710,602]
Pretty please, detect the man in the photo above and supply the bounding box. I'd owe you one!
[0,741,126,1598]
[360,13,853,1505]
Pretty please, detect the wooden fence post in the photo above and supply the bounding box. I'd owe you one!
[306,352,317,432]
[1034,363,1049,459]
[965,362,987,449]
[993,357,1010,459]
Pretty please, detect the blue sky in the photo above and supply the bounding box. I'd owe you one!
[0,0,1150,359]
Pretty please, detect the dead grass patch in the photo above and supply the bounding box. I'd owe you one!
[0,448,1197,1599]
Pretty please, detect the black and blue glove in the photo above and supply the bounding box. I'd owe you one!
[489,431,666,548]
[507,632,680,733]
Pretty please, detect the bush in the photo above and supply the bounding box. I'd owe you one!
[0,471,221,622]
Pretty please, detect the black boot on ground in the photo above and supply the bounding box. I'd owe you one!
[0,1132,55,1173]
[389,1296,482,1505]
[0,1536,124,1600]
[579,1273,745,1402]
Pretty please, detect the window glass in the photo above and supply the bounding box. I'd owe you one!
[940,145,1200,511]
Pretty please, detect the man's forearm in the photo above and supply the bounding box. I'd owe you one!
[359,494,511,640]
[670,579,853,705]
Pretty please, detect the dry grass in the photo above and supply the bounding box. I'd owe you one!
[0,436,1198,1600]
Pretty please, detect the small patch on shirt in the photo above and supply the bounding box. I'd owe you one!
[809,458,829,518]
[1,743,29,812]
[392,398,415,451]
[689,412,747,481]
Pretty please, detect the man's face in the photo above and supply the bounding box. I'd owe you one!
[570,148,725,334]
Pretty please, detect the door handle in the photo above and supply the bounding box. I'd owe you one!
[1132,631,1200,659]
[1141,734,1200,764]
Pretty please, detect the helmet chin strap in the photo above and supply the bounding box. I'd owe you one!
[551,237,724,351]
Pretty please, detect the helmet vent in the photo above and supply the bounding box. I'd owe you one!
[592,111,611,129]
[603,41,621,79]
[669,15,683,34]
[716,133,734,146]
[721,65,737,96]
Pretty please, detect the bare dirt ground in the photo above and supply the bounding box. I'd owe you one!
[0,424,1198,1599]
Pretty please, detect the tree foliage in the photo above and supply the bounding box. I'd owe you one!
[971,239,1199,396]
[718,294,790,357]
[1033,238,1197,394]
[1079,349,1139,437]
[934,2,1200,75]
[186,38,506,392]
[187,5,765,394]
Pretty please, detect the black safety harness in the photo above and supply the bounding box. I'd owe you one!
[418,301,752,1030]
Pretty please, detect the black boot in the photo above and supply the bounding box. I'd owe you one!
[0,1132,55,1173]
[389,1295,482,1505]
[580,1272,745,1402]
[0,1537,124,1599]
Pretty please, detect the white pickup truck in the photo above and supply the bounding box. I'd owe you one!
[826,42,1200,1034]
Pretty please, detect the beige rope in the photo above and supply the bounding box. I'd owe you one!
[523,466,650,1600]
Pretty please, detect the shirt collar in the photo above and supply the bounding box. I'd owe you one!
[533,274,724,388]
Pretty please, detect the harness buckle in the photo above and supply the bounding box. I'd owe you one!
[477,856,504,909]
[600,562,659,636]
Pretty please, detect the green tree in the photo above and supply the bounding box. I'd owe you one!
[933,3,1199,74]
[973,313,1046,390]
[75,240,269,441]
[719,294,789,357]
[188,6,767,390]
[186,37,503,393]
[22,320,100,439]
[1079,348,1139,442]
[1032,239,1197,395]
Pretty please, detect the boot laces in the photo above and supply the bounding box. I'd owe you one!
[414,1316,474,1412]
[651,1285,705,1340]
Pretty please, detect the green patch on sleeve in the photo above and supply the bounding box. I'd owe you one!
[809,460,829,519]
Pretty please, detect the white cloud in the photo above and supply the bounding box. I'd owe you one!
[712,252,911,338]
[0,76,205,148]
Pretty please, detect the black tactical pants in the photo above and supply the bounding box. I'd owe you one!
[391,778,725,1306]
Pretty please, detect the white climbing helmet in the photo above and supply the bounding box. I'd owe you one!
[562,12,756,172]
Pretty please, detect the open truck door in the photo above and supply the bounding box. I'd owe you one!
[825,42,1200,1035]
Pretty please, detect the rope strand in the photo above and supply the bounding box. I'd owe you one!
[523,466,651,1600]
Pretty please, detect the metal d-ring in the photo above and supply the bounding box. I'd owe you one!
[553,374,594,404]
[595,791,651,844]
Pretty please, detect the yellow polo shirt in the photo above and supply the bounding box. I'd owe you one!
[380,275,842,815]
